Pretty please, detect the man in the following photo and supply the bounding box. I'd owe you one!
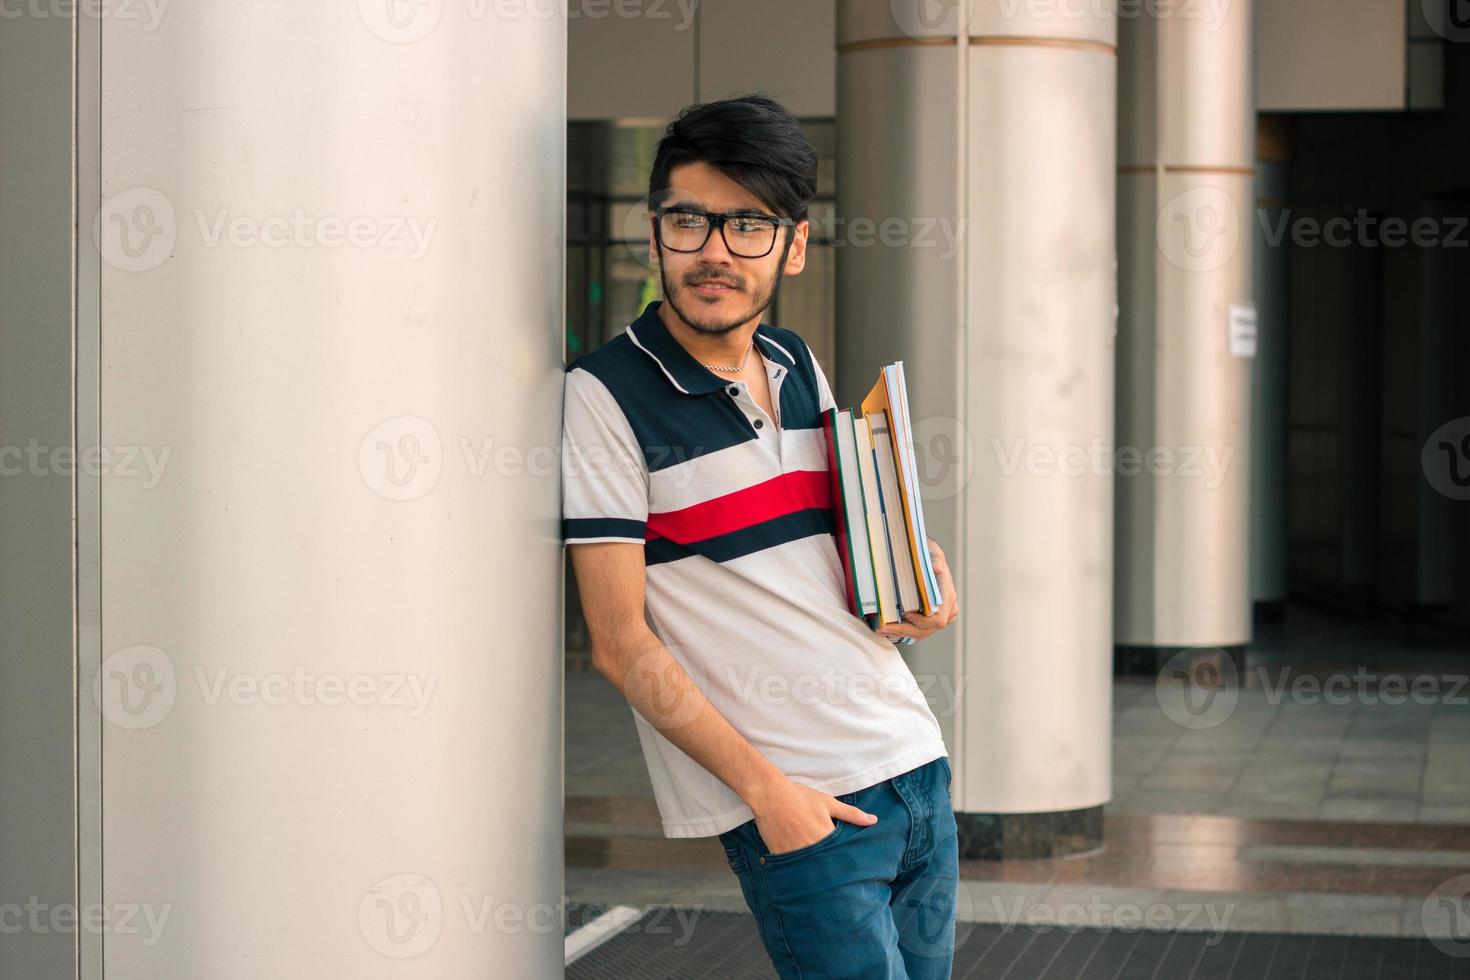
[561,94,961,979]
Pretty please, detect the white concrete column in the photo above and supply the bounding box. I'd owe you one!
[1115,0,1255,668]
[72,4,566,976]
[837,0,1115,858]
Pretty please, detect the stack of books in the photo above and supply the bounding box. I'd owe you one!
[821,361,943,646]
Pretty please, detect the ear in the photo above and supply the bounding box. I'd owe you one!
[647,216,658,266]
[782,219,809,276]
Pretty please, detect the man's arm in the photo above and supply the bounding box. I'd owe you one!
[568,540,877,852]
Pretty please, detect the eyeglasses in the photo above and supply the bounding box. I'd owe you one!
[652,205,796,259]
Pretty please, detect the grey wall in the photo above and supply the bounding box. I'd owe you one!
[569,0,835,118]
[1256,0,1406,110]
[0,8,80,978]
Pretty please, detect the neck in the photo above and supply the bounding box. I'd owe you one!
[656,300,759,369]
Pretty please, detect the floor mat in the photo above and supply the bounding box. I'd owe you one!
[565,908,1467,979]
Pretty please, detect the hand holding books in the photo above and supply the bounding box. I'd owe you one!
[879,536,960,643]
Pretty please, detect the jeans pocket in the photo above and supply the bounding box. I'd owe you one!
[938,755,952,794]
[736,787,869,866]
[762,820,845,864]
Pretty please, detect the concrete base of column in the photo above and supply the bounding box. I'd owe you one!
[955,806,1104,861]
[1113,644,1247,678]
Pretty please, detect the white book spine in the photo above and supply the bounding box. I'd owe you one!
[869,411,921,615]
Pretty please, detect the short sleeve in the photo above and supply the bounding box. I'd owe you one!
[807,345,837,413]
[561,367,649,545]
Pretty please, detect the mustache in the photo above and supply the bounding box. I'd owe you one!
[683,271,742,288]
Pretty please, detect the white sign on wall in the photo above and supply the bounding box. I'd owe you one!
[1229,303,1258,358]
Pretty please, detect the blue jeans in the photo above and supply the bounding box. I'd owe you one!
[717,755,958,979]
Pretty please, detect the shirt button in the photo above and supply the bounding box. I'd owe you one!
[754,419,764,429]
[727,386,738,396]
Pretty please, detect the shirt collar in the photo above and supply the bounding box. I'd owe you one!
[626,299,797,395]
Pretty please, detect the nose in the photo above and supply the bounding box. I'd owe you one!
[697,221,735,264]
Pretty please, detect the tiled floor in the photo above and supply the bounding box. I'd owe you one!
[1111,677,1470,824]
[1113,605,1470,825]
[566,802,1470,939]
[565,604,1470,942]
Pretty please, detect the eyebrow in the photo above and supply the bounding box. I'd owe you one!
[663,204,778,218]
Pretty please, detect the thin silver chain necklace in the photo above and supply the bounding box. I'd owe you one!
[700,340,754,373]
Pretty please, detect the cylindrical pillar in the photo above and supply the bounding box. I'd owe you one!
[1250,117,1291,619]
[837,0,1116,859]
[76,5,566,977]
[1115,0,1255,673]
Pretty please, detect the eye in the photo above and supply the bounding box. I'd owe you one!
[729,217,767,234]
[672,212,707,229]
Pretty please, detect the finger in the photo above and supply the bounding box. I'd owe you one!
[903,610,945,630]
[833,801,878,825]
[928,545,950,575]
[940,580,959,616]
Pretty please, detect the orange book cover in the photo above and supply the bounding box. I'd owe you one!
[860,369,937,616]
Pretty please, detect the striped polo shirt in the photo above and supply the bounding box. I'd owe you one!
[561,299,947,839]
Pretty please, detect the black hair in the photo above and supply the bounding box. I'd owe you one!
[647,94,818,224]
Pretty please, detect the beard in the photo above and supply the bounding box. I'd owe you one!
[659,253,788,338]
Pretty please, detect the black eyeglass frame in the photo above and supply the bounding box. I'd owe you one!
[651,205,799,259]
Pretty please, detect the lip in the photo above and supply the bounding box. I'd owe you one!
[690,281,736,297]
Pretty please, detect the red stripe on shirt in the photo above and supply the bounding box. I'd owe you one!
[645,469,832,543]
